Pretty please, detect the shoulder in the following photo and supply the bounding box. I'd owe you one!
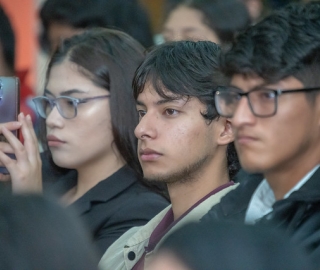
[201,171,263,223]
[99,206,171,270]
[111,183,169,222]
[99,226,141,270]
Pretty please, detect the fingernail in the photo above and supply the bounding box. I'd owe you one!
[14,122,22,127]
[26,115,31,121]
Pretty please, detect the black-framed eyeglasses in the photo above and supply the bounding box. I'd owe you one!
[32,95,110,119]
[214,86,320,118]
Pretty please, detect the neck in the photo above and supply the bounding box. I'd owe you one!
[168,154,229,220]
[265,158,320,200]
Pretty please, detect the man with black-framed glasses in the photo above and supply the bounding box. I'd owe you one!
[201,1,320,267]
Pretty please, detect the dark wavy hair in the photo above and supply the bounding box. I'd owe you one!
[133,40,240,180]
[164,0,251,46]
[39,0,154,52]
[0,194,98,270]
[221,1,320,91]
[157,221,315,270]
[39,28,145,178]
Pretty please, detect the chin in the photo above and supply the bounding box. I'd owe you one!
[52,156,76,170]
[240,160,265,174]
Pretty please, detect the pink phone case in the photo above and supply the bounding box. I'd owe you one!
[0,77,20,174]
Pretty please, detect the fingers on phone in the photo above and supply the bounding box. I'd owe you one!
[20,114,40,163]
[0,121,21,132]
[0,150,15,173]
[0,142,14,154]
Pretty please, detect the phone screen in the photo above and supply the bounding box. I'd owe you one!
[0,77,20,174]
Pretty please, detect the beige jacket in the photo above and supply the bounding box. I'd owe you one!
[99,183,238,270]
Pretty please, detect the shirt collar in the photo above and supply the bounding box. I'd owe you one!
[245,164,320,224]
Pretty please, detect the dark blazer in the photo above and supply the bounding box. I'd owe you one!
[43,163,169,257]
[202,168,320,268]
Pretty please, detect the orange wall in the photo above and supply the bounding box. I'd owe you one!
[0,0,37,91]
[140,0,165,33]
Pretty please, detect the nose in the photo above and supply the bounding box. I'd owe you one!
[45,105,64,129]
[134,112,157,140]
[232,96,256,128]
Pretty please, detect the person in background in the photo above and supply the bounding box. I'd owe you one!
[162,0,251,46]
[39,0,154,53]
[0,4,35,123]
[201,1,320,268]
[99,40,240,270]
[0,194,99,270]
[0,28,169,257]
[148,221,314,270]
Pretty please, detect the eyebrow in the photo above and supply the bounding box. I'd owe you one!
[136,98,184,107]
[44,88,87,96]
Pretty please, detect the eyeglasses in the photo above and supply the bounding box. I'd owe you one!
[214,86,320,118]
[32,95,110,119]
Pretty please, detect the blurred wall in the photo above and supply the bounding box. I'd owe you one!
[0,0,37,91]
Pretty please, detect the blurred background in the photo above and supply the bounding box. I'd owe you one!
[0,0,311,99]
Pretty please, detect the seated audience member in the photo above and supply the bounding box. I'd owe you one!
[39,0,154,53]
[0,29,169,256]
[201,1,320,267]
[0,5,35,122]
[148,221,314,270]
[99,40,240,270]
[0,194,98,270]
[162,0,251,46]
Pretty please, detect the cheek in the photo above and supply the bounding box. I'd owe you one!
[168,121,207,148]
[75,107,112,140]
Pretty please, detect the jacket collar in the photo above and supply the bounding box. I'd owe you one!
[70,165,139,214]
[220,167,320,218]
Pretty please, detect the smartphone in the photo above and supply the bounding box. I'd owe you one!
[0,77,20,174]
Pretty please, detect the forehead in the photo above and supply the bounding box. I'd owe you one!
[165,6,205,29]
[46,60,103,95]
[136,82,188,104]
[231,74,304,91]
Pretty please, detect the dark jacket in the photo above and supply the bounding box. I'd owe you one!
[202,168,320,268]
[43,163,169,257]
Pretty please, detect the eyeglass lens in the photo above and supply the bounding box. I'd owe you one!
[34,97,76,119]
[216,87,277,117]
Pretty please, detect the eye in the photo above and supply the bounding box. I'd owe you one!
[257,90,276,101]
[164,108,179,116]
[137,110,146,119]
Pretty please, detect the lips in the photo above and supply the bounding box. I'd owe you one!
[139,148,162,161]
[47,135,65,147]
[236,134,258,145]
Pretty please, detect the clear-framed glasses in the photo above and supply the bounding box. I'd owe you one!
[32,95,110,119]
[214,86,320,118]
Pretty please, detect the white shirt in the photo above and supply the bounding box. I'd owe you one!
[245,165,320,224]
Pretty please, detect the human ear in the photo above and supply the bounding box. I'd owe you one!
[217,118,234,146]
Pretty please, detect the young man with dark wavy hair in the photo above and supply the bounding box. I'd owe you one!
[202,2,320,267]
[99,40,240,270]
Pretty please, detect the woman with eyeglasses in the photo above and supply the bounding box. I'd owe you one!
[0,28,169,257]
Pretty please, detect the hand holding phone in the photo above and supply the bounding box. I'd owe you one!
[0,77,42,193]
[0,113,42,193]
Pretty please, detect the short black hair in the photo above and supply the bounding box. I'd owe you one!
[39,0,154,52]
[158,221,314,270]
[133,40,240,180]
[0,194,98,269]
[221,1,320,88]
[0,4,15,72]
[134,41,227,121]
